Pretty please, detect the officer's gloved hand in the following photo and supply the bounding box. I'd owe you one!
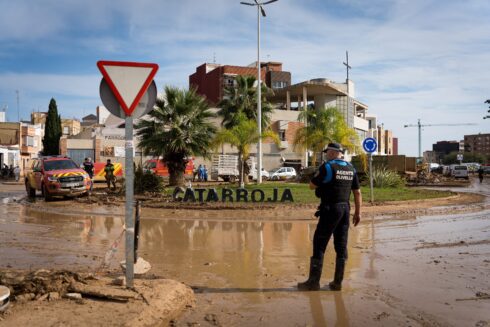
[315,187,322,198]
[314,205,321,218]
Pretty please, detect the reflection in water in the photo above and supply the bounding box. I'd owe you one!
[334,292,349,327]
[1,202,126,270]
[365,216,377,279]
[307,293,327,327]
[140,219,314,287]
[305,291,349,326]
[138,218,360,294]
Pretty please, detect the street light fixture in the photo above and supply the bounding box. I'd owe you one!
[240,0,278,184]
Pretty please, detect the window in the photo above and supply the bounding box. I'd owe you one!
[63,126,69,135]
[279,130,286,141]
[23,135,34,146]
[43,160,79,171]
[272,81,288,89]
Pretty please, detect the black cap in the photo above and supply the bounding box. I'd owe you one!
[323,142,344,153]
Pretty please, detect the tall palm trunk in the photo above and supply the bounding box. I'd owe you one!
[168,161,185,187]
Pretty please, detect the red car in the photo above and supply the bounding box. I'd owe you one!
[25,156,92,201]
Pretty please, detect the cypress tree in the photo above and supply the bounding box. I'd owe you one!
[42,98,62,155]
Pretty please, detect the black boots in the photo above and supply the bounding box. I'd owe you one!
[298,257,346,291]
[297,257,323,291]
[328,258,345,291]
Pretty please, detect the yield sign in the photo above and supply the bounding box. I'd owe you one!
[97,60,159,116]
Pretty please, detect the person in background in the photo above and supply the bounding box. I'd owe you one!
[13,165,21,182]
[104,159,116,190]
[198,164,204,182]
[83,157,94,179]
[203,165,208,182]
[478,166,484,184]
[192,165,199,182]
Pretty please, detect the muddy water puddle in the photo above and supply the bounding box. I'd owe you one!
[1,203,125,270]
[356,210,490,327]
[1,198,490,326]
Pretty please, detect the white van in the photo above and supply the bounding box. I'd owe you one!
[451,165,469,179]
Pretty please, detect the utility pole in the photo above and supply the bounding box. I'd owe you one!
[240,0,278,184]
[403,119,477,160]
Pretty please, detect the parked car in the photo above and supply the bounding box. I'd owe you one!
[249,168,270,181]
[451,165,469,179]
[482,166,490,175]
[269,167,297,181]
[25,156,92,201]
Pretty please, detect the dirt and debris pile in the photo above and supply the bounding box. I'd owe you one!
[0,269,195,326]
[0,269,92,302]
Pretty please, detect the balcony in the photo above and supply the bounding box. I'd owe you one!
[21,145,36,154]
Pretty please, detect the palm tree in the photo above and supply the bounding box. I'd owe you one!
[217,75,274,129]
[135,86,216,186]
[293,107,361,166]
[213,114,280,186]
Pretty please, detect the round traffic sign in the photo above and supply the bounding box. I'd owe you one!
[363,137,377,153]
[99,78,157,119]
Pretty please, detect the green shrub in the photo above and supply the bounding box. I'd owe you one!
[371,167,404,188]
[134,165,164,194]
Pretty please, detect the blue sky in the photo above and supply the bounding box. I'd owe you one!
[0,0,489,156]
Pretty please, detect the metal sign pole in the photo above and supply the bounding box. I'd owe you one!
[369,153,374,204]
[124,115,135,288]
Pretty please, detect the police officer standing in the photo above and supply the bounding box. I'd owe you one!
[298,142,362,291]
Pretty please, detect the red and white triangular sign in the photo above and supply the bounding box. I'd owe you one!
[97,60,159,116]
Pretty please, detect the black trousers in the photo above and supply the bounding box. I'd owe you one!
[312,203,350,260]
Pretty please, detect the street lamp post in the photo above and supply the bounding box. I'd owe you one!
[240,0,278,184]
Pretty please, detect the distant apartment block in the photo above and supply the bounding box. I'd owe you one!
[189,61,291,105]
[464,133,490,157]
[31,112,81,136]
[430,140,461,162]
[0,121,43,174]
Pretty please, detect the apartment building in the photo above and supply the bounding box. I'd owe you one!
[189,61,291,106]
[31,112,81,136]
[464,133,490,158]
[0,122,42,174]
[188,61,401,166]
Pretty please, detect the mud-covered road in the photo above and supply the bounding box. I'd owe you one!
[1,180,489,326]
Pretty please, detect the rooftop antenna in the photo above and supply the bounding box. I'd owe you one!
[213,52,216,63]
[343,50,351,95]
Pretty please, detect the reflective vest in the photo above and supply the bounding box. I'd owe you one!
[318,159,356,204]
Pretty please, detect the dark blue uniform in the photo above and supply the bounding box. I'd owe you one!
[310,159,359,261]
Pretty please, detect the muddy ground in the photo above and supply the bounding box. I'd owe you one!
[1,181,489,326]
